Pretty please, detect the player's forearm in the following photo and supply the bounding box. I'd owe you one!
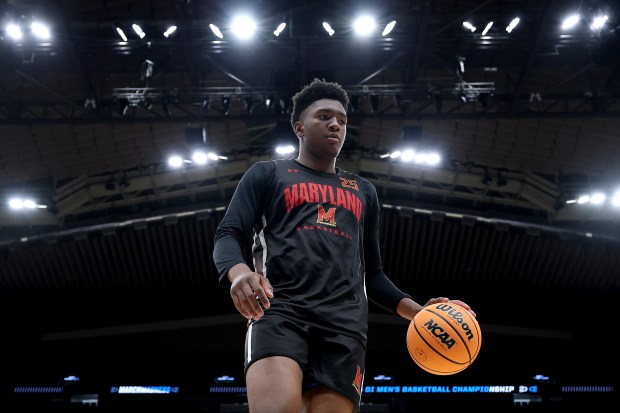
[396,297,424,321]
[227,262,256,284]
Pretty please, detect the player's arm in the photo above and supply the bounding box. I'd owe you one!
[361,181,476,320]
[212,162,274,319]
[361,180,414,314]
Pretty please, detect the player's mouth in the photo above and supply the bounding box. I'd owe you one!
[326,133,340,143]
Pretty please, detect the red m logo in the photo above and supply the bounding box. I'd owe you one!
[317,205,336,227]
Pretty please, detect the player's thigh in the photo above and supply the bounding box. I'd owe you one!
[246,356,303,413]
[302,386,355,413]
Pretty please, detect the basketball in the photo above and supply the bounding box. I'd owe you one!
[406,302,481,375]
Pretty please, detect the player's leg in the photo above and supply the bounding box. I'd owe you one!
[246,355,303,413]
[302,385,355,413]
[301,330,365,413]
[244,314,310,413]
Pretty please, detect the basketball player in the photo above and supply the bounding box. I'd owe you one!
[213,79,475,413]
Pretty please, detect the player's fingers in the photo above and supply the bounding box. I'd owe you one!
[230,281,263,319]
[259,276,274,298]
[230,293,253,320]
[426,296,448,305]
[253,278,273,309]
[449,299,476,318]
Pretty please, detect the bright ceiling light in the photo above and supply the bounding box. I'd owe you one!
[577,195,590,204]
[382,20,396,36]
[231,15,256,39]
[210,24,223,39]
[132,24,146,38]
[115,26,128,41]
[591,15,608,30]
[31,21,50,39]
[590,193,606,204]
[506,17,520,33]
[275,145,295,155]
[561,14,580,30]
[322,22,335,36]
[273,22,286,37]
[6,23,23,40]
[192,151,208,165]
[481,21,493,36]
[462,21,476,32]
[163,25,177,38]
[168,155,184,168]
[353,15,376,36]
[401,149,416,162]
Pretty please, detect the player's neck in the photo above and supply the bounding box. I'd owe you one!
[295,154,337,174]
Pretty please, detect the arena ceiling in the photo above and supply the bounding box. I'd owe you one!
[0,0,619,392]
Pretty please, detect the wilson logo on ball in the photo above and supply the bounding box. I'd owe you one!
[433,303,476,342]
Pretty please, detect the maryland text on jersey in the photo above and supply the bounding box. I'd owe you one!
[283,182,362,221]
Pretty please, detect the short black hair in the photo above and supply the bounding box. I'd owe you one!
[290,79,349,126]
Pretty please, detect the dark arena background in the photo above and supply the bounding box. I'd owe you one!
[0,0,618,411]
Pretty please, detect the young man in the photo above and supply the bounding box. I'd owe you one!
[213,79,475,413]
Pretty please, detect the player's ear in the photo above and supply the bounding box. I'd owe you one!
[293,122,304,137]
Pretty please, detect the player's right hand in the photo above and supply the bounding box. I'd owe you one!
[229,270,274,321]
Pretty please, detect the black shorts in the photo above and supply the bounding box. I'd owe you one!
[245,313,366,407]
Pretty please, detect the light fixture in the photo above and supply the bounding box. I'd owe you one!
[481,21,493,36]
[590,15,608,31]
[31,21,50,39]
[115,25,128,41]
[322,22,335,36]
[163,25,177,38]
[142,59,154,81]
[231,15,256,40]
[221,96,231,115]
[132,23,146,38]
[561,14,580,30]
[456,56,466,74]
[353,15,376,37]
[209,24,223,39]
[462,21,476,32]
[273,22,286,37]
[382,20,396,36]
[265,96,274,111]
[279,97,290,114]
[506,17,520,33]
[6,23,23,40]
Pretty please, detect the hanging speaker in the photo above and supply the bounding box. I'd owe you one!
[185,127,206,145]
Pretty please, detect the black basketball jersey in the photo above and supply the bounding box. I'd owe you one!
[213,158,410,344]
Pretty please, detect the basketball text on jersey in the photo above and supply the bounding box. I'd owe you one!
[283,182,362,221]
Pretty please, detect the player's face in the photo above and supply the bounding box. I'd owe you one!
[295,99,347,160]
